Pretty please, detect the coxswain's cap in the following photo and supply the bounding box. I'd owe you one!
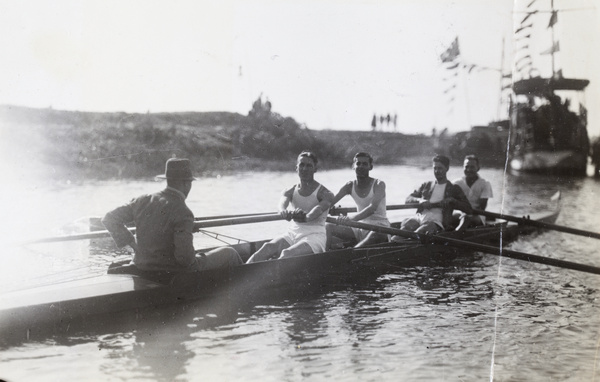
[156,158,196,181]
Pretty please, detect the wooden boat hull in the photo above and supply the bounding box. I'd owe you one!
[0,209,559,335]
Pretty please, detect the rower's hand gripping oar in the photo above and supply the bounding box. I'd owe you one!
[326,217,600,276]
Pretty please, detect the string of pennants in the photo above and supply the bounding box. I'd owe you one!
[439,37,509,115]
[440,37,460,115]
[440,0,561,114]
[514,0,560,79]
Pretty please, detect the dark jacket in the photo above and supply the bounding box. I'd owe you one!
[406,180,472,230]
[102,187,198,271]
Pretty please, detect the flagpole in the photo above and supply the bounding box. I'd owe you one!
[497,36,505,121]
[462,66,471,128]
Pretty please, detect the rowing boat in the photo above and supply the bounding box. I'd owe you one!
[0,205,561,335]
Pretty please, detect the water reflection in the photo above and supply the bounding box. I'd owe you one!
[281,301,329,356]
[412,262,495,305]
[336,288,390,344]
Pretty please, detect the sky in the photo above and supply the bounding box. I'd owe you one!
[0,0,598,136]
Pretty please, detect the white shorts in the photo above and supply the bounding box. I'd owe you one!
[409,214,444,229]
[281,230,326,254]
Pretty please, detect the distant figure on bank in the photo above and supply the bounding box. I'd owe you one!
[392,155,471,238]
[326,152,390,249]
[102,158,242,272]
[246,151,334,263]
[452,155,493,230]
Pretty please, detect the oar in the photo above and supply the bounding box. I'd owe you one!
[194,212,274,221]
[22,214,284,245]
[471,209,600,240]
[90,212,275,229]
[330,203,418,215]
[326,217,600,275]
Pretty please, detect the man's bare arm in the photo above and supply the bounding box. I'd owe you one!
[351,180,386,221]
[305,187,334,221]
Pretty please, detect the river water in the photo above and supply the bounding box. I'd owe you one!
[0,164,599,381]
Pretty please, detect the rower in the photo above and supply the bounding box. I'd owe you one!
[246,151,334,263]
[102,158,242,273]
[392,155,471,240]
[452,155,493,231]
[326,152,390,249]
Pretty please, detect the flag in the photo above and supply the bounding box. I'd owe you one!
[501,74,512,90]
[521,11,537,24]
[516,24,532,34]
[516,55,531,65]
[540,41,560,55]
[440,37,460,63]
[548,11,558,28]
[517,60,532,72]
[443,84,457,94]
[442,71,458,81]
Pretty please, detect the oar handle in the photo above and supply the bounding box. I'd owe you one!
[326,217,600,275]
[472,209,600,240]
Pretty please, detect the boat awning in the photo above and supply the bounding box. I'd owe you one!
[513,77,590,95]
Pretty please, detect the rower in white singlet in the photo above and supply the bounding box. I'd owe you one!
[246,152,334,263]
[326,152,390,249]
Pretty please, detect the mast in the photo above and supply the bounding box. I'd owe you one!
[550,0,556,76]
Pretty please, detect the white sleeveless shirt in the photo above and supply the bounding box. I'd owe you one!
[349,180,390,225]
[289,184,328,234]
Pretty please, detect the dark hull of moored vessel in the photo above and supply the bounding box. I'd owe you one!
[508,77,590,176]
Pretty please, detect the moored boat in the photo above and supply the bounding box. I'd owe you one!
[509,77,590,175]
[508,1,591,176]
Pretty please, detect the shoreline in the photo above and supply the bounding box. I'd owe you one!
[1,104,445,183]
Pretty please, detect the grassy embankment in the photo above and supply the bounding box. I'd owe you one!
[0,105,436,181]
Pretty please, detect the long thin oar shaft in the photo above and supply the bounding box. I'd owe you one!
[196,204,417,220]
[193,214,283,229]
[22,214,284,245]
[326,217,600,275]
[194,212,274,221]
[472,209,600,240]
[331,204,418,215]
